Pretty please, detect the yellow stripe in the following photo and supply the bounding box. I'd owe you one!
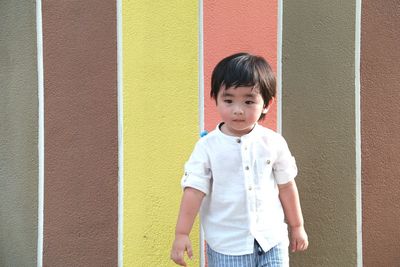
[123,1,199,266]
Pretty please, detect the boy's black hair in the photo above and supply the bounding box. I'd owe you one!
[210,52,276,120]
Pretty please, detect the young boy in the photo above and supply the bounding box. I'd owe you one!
[171,53,308,266]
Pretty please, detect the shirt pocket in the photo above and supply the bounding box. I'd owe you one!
[255,157,274,184]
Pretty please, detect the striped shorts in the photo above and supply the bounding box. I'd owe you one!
[206,241,289,267]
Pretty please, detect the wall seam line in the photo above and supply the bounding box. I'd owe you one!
[355,0,363,266]
[36,0,44,266]
[277,0,283,134]
[117,0,124,265]
[198,0,205,266]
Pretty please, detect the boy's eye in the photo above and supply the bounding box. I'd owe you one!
[223,99,232,103]
[245,101,255,104]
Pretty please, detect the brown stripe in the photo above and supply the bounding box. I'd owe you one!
[361,1,400,265]
[42,1,118,265]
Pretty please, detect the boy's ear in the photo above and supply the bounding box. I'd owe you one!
[262,98,275,114]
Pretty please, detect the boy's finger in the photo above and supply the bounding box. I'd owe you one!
[304,241,309,250]
[172,251,187,266]
[291,240,297,252]
[297,241,302,251]
[187,244,193,259]
[298,240,307,251]
[178,259,187,267]
[297,242,303,251]
[177,258,187,266]
[301,240,309,251]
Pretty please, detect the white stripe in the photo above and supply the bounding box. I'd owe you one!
[198,0,205,266]
[277,0,283,134]
[355,0,362,266]
[198,0,205,133]
[36,0,44,266]
[117,0,124,265]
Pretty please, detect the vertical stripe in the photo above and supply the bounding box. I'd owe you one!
[198,1,206,266]
[202,2,278,266]
[42,1,118,265]
[122,1,199,266]
[355,1,362,266]
[0,1,39,265]
[36,0,44,266]
[361,1,400,265]
[117,0,124,265]
[282,1,358,266]
[277,0,283,134]
[203,0,278,132]
[198,0,205,133]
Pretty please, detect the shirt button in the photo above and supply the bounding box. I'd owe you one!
[244,146,248,150]
[236,139,241,143]
[245,166,249,170]
[266,160,271,165]
[248,186,252,191]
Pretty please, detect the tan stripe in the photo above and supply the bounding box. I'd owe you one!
[282,1,358,265]
[0,2,39,265]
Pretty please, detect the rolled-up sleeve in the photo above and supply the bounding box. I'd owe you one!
[181,140,211,195]
[273,135,298,184]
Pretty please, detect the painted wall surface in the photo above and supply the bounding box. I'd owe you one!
[42,1,118,265]
[282,2,358,266]
[122,1,199,266]
[4,1,400,266]
[361,1,400,265]
[0,2,39,266]
[204,0,278,132]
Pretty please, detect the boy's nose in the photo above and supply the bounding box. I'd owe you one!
[233,107,244,115]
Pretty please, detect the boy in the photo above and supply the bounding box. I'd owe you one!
[171,53,308,266]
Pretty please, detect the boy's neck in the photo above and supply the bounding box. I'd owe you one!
[219,122,257,137]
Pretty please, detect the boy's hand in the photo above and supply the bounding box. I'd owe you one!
[170,234,193,266]
[290,226,308,252]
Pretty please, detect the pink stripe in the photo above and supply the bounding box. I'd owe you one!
[203,0,278,132]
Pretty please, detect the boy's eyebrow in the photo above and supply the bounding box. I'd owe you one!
[221,92,234,97]
[244,93,257,98]
[221,92,257,98]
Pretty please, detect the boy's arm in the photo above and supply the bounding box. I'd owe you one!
[171,187,205,266]
[278,180,309,252]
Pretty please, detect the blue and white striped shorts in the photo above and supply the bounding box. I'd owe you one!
[206,241,289,267]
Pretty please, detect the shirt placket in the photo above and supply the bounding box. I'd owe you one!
[239,137,257,232]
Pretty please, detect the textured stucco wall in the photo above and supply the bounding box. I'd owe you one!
[282,2,358,266]
[203,0,278,131]
[361,1,400,265]
[42,1,118,265]
[123,1,199,266]
[0,1,38,266]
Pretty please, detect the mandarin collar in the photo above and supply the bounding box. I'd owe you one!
[215,123,261,143]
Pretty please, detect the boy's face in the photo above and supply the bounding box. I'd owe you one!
[216,86,266,137]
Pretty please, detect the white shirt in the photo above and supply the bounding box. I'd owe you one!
[181,123,297,255]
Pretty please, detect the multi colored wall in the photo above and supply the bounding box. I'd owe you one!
[1,1,399,266]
